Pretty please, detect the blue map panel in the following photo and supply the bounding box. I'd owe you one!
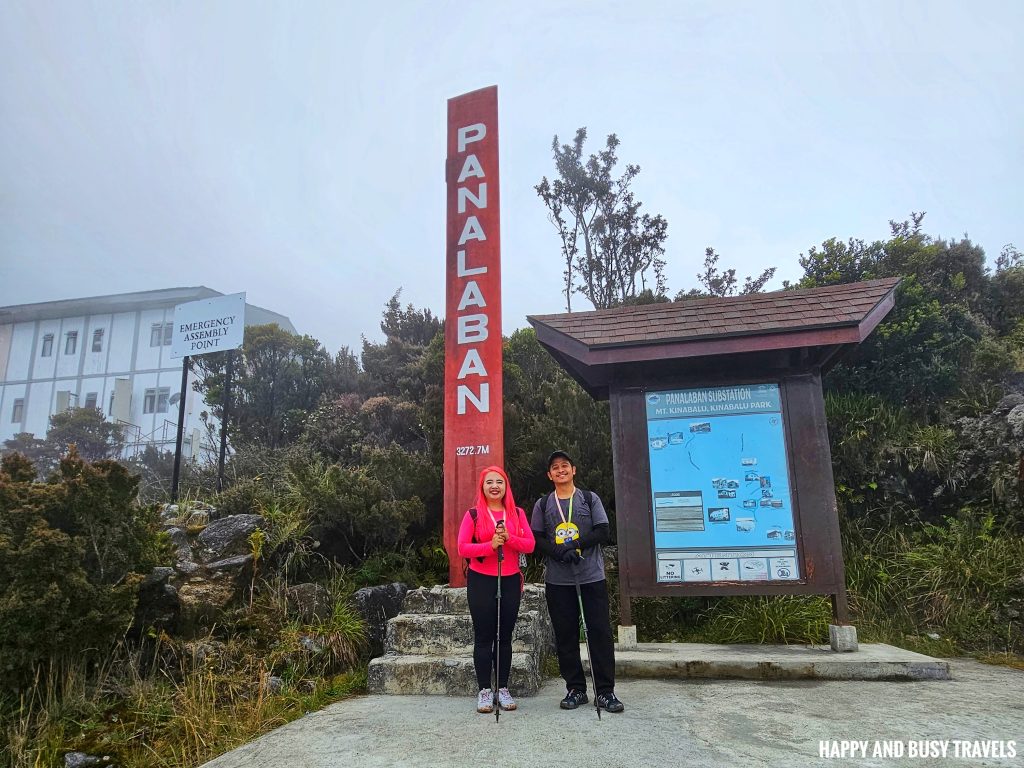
[645,383,801,583]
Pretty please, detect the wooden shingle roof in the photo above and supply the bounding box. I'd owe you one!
[527,278,900,397]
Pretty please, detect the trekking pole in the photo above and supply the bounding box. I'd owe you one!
[494,525,504,724]
[571,557,601,720]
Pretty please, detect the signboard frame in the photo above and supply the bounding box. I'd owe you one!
[171,292,246,359]
[610,369,848,622]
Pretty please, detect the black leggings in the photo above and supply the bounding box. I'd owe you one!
[466,568,522,690]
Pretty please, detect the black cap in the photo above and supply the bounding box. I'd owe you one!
[547,450,575,469]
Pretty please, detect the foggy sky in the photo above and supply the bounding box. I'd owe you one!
[1,0,1021,354]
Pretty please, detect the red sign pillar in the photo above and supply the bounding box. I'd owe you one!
[444,86,504,586]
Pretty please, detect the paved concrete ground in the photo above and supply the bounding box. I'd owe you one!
[202,658,1022,768]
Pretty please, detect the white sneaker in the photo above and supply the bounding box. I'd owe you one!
[476,688,494,713]
[497,687,517,711]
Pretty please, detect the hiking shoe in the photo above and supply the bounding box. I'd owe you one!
[596,692,625,713]
[559,689,589,709]
[497,687,517,711]
[477,688,494,713]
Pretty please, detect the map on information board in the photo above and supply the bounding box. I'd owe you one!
[645,383,801,583]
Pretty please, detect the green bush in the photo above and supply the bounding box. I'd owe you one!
[0,450,166,689]
[287,449,436,564]
[215,476,274,518]
[844,513,1024,653]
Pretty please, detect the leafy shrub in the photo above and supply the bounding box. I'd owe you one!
[0,450,166,689]
[215,476,274,518]
[287,450,436,564]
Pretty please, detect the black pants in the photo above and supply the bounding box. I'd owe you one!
[545,579,615,696]
[467,568,522,691]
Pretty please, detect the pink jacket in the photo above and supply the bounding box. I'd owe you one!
[457,506,535,577]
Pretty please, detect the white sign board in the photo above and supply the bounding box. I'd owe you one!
[171,292,246,359]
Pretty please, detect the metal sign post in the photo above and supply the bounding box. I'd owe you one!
[170,355,190,503]
[216,350,234,493]
[169,292,246,503]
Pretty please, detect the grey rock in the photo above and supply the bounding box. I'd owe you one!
[64,753,106,768]
[177,579,237,637]
[141,566,175,589]
[165,526,191,555]
[265,675,284,695]
[181,640,228,670]
[286,583,334,623]
[165,526,198,575]
[1006,404,1024,438]
[159,503,180,522]
[196,514,265,562]
[995,393,1024,414]
[299,634,324,654]
[132,575,180,636]
[353,583,408,657]
[207,554,254,572]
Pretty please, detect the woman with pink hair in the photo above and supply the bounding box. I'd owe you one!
[457,465,535,713]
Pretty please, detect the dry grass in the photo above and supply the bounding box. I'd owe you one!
[2,605,367,768]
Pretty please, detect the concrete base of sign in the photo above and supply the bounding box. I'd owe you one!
[588,642,949,681]
[617,625,638,649]
[829,623,859,652]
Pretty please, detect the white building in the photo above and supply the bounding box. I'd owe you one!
[0,287,295,459]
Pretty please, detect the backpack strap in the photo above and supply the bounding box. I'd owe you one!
[537,492,553,518]
[466,507,485,564]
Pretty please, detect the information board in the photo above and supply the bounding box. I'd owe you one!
[645,383,801,583]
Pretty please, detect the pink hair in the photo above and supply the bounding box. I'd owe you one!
[473,465,521,537]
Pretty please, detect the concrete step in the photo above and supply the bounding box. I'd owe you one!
[403,583,546,616]
[582,642,952,681]
[367,651,543,696]
[385,610,548,656]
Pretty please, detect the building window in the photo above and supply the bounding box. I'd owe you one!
[143,387,170,414]
[41,334,54,357]
[92,328,104,352]
[151,322,173,347]
[11,398,24,423]
[109,392,115,417]
[84,392,98,410]
[64,331,78,355]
